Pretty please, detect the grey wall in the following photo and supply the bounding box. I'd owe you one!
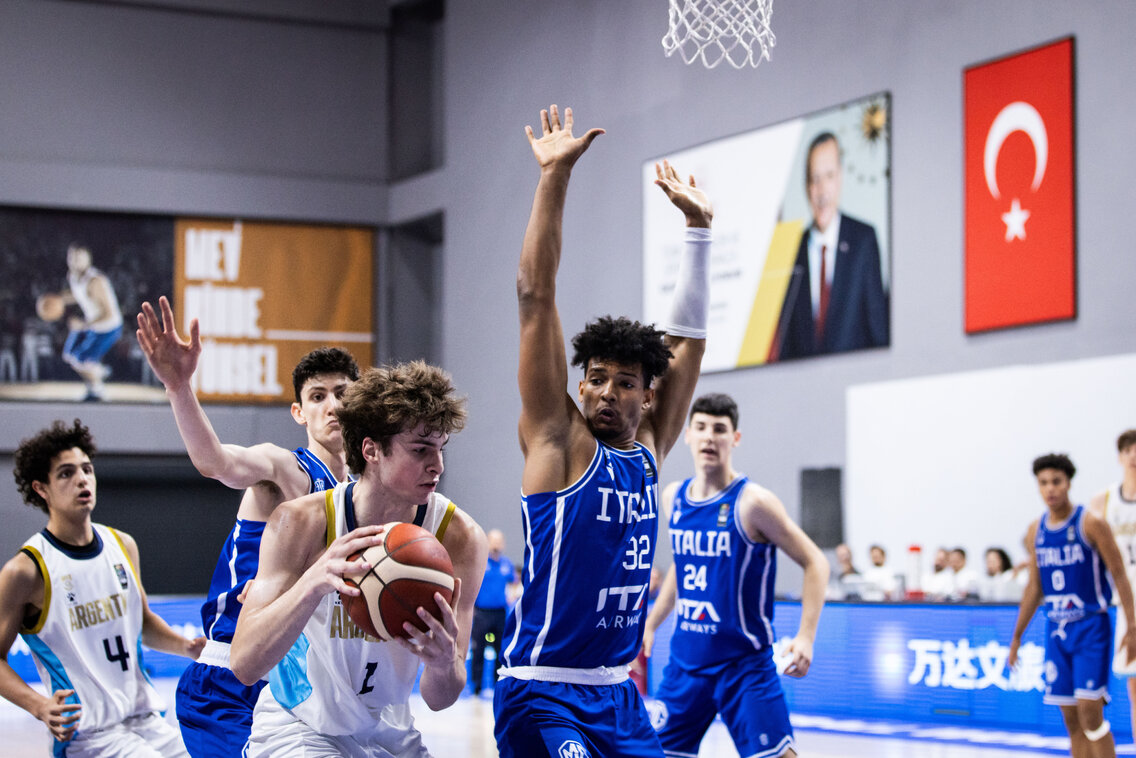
[0,0,389,560]
[3,1,1135,595]
[430,1,1136,589]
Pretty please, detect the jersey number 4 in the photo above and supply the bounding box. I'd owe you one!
[103,635,131,671]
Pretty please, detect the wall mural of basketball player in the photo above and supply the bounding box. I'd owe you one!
[0,206,173,402]
[38,243,125,401]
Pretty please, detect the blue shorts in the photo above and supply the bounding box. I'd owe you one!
[1044,611,1112,706]
[494,677,663,758]
[176,660,266,758]
[651,649,794,758]
[64,325,122,364]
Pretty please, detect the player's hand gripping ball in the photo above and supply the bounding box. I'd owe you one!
[35,293,65,322]
[341,522,455,641]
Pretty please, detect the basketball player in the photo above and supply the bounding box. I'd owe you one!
[52,243,124,401]
[1009,453,1136,758]
[1089,429,1136,730]
[230,362,488,758]
[0,419,204,756]
[136,295,359,757]
[494,104,711,758]
[642,393,829,758]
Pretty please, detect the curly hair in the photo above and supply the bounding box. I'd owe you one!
[1032,453,1076,479]
[689,393,738,430]
[14,419,97,513]
[570,316,673,387]
[292,347,360,403]
[337,361,467,474]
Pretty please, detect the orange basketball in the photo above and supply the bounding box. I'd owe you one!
[35,293,65,322]
[341,522,455,641]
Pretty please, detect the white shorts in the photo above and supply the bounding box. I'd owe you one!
[1115,605,1136,676]
[63,711,188,758]
[246,689,430,758]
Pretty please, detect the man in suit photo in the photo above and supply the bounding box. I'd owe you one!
[772,131,889,360]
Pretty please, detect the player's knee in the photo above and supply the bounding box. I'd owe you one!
[1084,719,1111,742]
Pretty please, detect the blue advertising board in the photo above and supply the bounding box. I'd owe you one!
[648,601,1132,741]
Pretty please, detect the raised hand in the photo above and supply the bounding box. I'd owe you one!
[655,159,714,228]
[525,104,605,171]
[136,295,202,391]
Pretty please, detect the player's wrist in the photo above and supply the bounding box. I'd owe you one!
[685,211,713,228]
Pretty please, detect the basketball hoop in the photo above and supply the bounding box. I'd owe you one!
[662,0,776,70]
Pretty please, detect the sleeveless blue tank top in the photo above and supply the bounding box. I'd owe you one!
[668,475,777,673]
[199,447,343,642]
[503,441,660,669]
[1035,504,1111,623]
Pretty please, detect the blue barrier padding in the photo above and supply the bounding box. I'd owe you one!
[648,600,1132,741]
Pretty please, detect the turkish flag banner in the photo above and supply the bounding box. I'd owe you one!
[964,38,1075,333]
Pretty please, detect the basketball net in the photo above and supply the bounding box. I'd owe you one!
[662,0,776,70]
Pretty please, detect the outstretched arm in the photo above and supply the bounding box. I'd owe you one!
[230,497,385,685]
[115,530,204,659]
[740,484,828,677]
[642,565,677,660]
[642,481,680,659]
[516,105,604,493]
[1008,521,1042,667]
[137,296,304,492]
[638,161,712,463]
[0,554,81,742]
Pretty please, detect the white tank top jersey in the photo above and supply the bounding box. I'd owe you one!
[265,481,457,738]
[19,524,166,735]
[1105,482,1136,584]
[67,266,123,332]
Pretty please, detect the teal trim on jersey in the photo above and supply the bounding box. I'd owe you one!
[22,634,80,756]
[135,635,155,689]
[268,633,313,710]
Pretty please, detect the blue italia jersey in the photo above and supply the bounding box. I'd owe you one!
[503,441,660,670]
[1036,504,1111,623]
[668,475,777,673]
[199,447,343,642]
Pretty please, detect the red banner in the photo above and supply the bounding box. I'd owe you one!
[964,38,1075,333]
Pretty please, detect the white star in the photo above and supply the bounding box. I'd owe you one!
[1002,198,1031,242]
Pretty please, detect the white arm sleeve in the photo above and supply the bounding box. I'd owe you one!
[664,227,711,339]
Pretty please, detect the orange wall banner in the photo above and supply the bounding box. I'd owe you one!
[175,219,373,403]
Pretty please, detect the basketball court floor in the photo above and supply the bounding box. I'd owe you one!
[1,676,1110,758]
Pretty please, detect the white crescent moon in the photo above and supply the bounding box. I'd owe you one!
[984,101,1047,199]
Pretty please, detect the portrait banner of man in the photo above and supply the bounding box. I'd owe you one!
[643,92,891,372]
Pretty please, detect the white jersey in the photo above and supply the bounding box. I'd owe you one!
[19,524,166,735]
[67,265,123,332]
[256,482,456,747]
[1104,481,1136,581]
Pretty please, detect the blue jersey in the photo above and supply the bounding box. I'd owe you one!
[1035,504,1111,624]
[503,441,660,670]
[668,475,776,673]
[199,447,343,642]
